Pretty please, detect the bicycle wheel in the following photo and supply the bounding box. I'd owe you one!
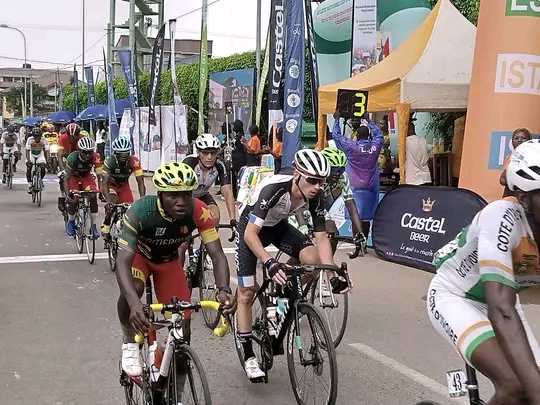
[75,211,85,253]
[286,303,338,405]
[198,248,219,330]
[232,290,273,379]
[309,273,349,348]
[120,369,152,405]
[7,159,13,189]
[108,237,118,271]
[166,344,212,405]
[85,216,96,264]
[37,187,42,207]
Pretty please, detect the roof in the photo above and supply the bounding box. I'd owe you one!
[318,0,476,113]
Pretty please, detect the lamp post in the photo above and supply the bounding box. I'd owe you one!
[0,24,28,118]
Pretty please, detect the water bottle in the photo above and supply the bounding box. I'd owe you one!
[277,298,289,317]
[148,342,160,383]
[266,306,278,336]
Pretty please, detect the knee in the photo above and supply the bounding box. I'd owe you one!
[299,246,321,265]
[237,287,255,305]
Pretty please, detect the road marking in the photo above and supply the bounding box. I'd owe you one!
[349,342,468,404]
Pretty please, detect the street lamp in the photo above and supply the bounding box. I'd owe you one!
[0,24,29,118]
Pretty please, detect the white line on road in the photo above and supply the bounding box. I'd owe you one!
[0,245,354,265]
[349,342,468,404]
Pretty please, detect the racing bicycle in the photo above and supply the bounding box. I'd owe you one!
[3,150,15,189]
[30,157,44,207]
[105,203,131,272]
[69,190,97,264]
[184,224,235,330]
[231,263,339,405]
[416,364,485,405]
[122,286,229,405]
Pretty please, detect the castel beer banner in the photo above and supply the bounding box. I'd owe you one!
[459,0,540,201]
[372,186,486,272]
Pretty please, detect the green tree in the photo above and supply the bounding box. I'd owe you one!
[429,0,480,25]
[5,82,49,116]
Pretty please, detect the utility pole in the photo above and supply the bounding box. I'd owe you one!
[255,0,262,89]
[82,0,86,72]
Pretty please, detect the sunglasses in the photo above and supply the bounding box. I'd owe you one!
[304,176,326,186]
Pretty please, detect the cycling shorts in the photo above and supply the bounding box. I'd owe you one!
[109,182,134,203]
[67,173,98,192]
[131,251,191,318]
[2,146,17,160]
[235,209,313,288]
[427,276,540,365]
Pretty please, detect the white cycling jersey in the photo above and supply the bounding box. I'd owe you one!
[428,197,540,364]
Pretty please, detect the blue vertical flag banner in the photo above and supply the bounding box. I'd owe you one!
[73,64,79,114]
[148,24,166,127]
[282,0,305,169]
[118,49,138,136]
[84,66,96,106]
[305,0,320,129]
[106,62,119,142]
[268,0,285,134]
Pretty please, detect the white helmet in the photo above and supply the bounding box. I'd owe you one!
[77,136,95,152]
[294,149,330,178]
[195,133,220,150]
[507,139,540,192]
[112,136,132,152]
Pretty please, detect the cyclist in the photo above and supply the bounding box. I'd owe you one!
[235,148,335,380]
[183,133,236,226]
[115,161,232,377]
[57,123,85,212]
[427,140,540,405]
[1,125,21,183]
[64,137,102,239]
[101,136,146,241]
[321,146,366,253]
[25,127,49,194]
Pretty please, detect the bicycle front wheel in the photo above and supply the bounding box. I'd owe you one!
[198,248,219,330]
[75,212,85,253]
[85,230,95,264]
[287,303,338,405]
[310,274,349,348]
[167,344,212,405]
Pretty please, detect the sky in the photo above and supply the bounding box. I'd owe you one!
[0,0,272,72]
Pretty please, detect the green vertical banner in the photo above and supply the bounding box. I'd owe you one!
[198,0,209,135]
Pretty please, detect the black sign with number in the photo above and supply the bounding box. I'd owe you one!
[336,89,369,120]
[224,101,233,114]
[372,185,486,272]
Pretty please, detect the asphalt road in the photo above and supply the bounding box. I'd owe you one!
[3,169,540,405]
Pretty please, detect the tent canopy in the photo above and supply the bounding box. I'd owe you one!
[318,0,476,114]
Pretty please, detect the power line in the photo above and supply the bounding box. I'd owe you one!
[64,33,107,65]
[172,0,225,20]
[0,55,103,68]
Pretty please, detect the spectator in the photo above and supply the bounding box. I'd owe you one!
[245,124,263,166]
[332,110,384,239]
[271,126,283,173]
[231,119,247,198]
[219,122,232,146]
[500,127,532,197]
[95,121,107,159]
[405,119,432,185]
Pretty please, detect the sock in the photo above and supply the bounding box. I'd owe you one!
[238,332,255,361]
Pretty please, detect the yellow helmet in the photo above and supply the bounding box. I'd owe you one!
[40,123,49,131]
[153,162,198,192]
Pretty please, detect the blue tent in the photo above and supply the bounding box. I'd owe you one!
[75,98,131,121]
[47,111,76,124]
[23,116,43,126]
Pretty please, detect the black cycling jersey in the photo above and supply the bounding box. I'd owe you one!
[242,174,327,232]
[183,155,230,198]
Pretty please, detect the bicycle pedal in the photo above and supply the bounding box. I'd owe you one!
[249,375,266,384]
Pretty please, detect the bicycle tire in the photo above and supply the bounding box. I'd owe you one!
[414,402,441,405]
[75,212,84,253]
[167,344,212,405]
[85,227,95,264]
[108,238,118,272]
[231,290,273,379]
[7,158,13,189]
[37,189,42,207]
[198,248,220,330]
[286,302,338,405]
[309,274,349,348]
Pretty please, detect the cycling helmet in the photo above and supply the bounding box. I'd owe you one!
[40,122,49,131]
[507,139,540,192]
[77,136,95,152]
[112,136,132,152]
[153,162,198,192]
[195,133,220,150]
[66,123,80,138]
[322,147,347,168]
[32,127,42,138]
[7,125,16,133]
[294,149,330,178]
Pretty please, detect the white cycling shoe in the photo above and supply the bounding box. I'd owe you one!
[244,357,265,380]
[122,343,142,377]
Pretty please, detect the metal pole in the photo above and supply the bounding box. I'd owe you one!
[255,0,262,90]
[29,71,33,116]
[82,0,86,72]
[54,69,58,112]
[0,25,28,118]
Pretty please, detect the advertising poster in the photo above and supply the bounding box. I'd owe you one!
[350,0,377,76]
[208,68,255,136]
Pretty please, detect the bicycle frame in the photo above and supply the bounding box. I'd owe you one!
[465,364,484,405]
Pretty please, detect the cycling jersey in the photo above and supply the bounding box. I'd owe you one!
[58,132,85,155]
[323,172,353,210]
[25,136,49,164]
[428,197,540,364]
[1,132,20,148]
[43,131,58,146]
[182,156,230,199]
[103,155,143,185]
[65,151,103,177]
[119,195,219,263]
[243,174,327,231]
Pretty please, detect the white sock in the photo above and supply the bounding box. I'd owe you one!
[90,213,98,225]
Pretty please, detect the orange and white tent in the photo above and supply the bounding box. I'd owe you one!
[316,0,476,181]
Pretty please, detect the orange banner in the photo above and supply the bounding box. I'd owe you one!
[459,0,540,201]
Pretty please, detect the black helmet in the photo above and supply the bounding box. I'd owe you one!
[32,127,42,138]
[7,125,16,133]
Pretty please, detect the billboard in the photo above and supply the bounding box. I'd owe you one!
[208,68,255,136]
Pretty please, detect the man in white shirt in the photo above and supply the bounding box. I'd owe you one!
[405,121,432,185]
